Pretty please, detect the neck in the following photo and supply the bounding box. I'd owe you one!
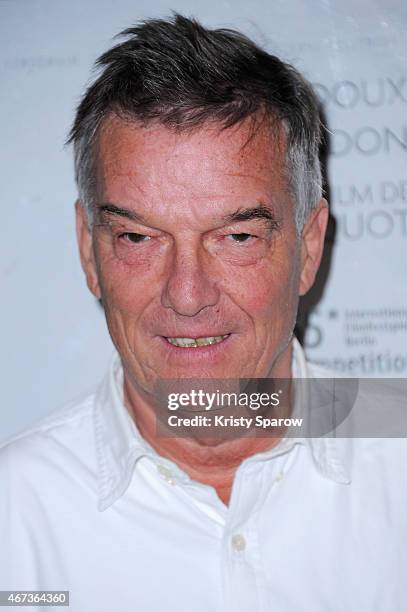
[123,341,293,505]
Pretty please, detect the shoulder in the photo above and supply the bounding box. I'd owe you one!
[304,356,407,476]
[0,393,97,487]
[0,393,102,571]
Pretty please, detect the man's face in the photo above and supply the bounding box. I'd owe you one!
[77,115,327,395]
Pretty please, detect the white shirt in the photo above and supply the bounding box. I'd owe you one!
[1,340,406,612]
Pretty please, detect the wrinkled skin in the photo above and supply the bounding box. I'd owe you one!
[76,115,328,503]
[76,115,327,398]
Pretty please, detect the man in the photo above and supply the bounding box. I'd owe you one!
[1,14,405,612]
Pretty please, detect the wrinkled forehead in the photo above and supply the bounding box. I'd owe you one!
[93,113,292,209]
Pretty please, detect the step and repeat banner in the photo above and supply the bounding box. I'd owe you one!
[1,0,406,440]
[296,26,407,376]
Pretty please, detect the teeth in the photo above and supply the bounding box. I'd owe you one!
[166,335,228,348]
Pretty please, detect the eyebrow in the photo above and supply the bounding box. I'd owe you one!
[97,203,146,223]
[223,205,280,230]
[96,202,280,231]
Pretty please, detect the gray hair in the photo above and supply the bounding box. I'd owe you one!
[67,13,323,232]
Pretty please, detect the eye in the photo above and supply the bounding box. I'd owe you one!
[120,232,151,244]
[228,233,254,243]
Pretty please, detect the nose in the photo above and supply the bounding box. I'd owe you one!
[161,241,220,317]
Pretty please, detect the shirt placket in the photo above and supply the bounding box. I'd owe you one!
[220,461,268,612]
[221,448,299,612]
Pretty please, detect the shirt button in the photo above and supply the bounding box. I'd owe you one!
[231,534,246,552]
[157,464,176,485]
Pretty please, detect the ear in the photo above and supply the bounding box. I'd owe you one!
[299,199,329,296]
[75,201,101,300]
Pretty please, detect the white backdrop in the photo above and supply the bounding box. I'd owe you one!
[1,0,406,441]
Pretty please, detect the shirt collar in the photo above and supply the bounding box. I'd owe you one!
[94,338,351,511]
[291,337,352,486]
[93,354,154,511]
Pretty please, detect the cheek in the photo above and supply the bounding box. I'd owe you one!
[94,235,161,308]
[96,255,154,317]
[224,247,301,321]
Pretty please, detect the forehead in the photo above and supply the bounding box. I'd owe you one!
[94,114,291,211]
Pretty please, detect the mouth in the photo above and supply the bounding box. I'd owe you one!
[165,334,230,348]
